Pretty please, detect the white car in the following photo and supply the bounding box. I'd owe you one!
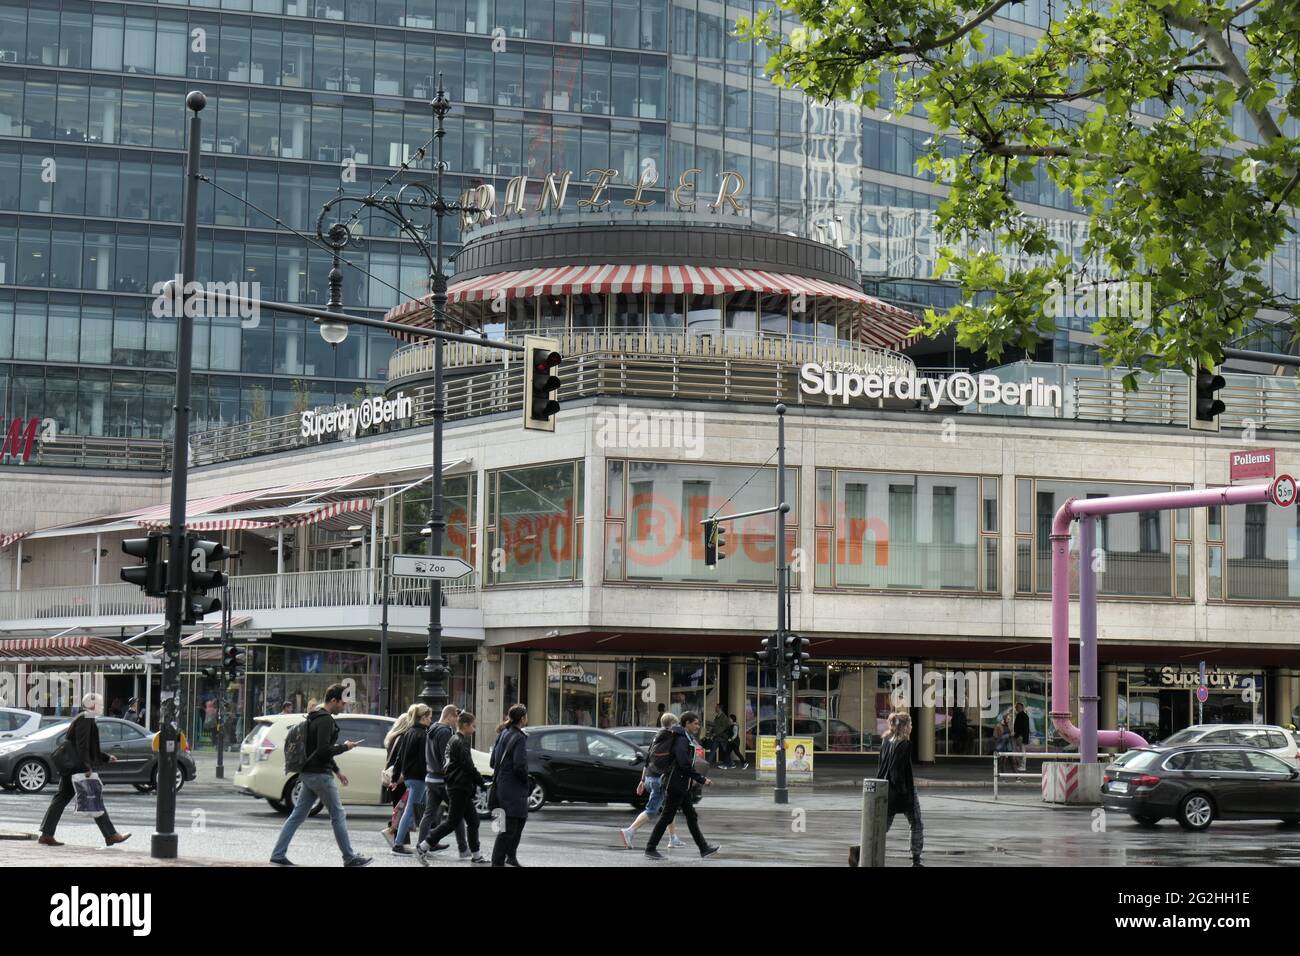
[0,708,42,741]
[233,713,493,818]
[1158,724,1300,767]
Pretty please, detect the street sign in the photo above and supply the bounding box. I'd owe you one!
[1269,474,1297,508]
[391,554,473,579]
[1230,448,1275,481]
[1196,685,1209,704]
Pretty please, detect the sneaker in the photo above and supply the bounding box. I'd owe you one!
[619,826,635,849]
[471,853,488,864]
[700,844,721,859]
[668,834,684,848]
[644,848,666,860]
[391,844,411,855]
[269,857,296,866]
[459,849,473,861]
[344,855,373,868]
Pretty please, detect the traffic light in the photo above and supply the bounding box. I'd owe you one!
[522,334,561,431]
[757,633,779,669]
[1190,365,1226,431]
[223,644,245,680]
[199,666,218,689]
[786,633,810,681]
[184,535,229,624]
[120,534,167,597]
[703,519,728,568]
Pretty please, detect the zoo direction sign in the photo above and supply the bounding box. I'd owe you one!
[391,554,473,580]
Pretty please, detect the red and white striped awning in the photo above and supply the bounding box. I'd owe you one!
[0,531,30,551]
[0,636,147,663]
[385,264,920,349]
[138,498,374,532]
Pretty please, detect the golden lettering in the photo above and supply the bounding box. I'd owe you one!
[673,167,701,211]
[577,168,618,209]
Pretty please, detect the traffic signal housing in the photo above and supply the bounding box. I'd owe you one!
[785,633,810,681]
[523,335,561,431]
[120,534,167,597]
[757,633,779,669]
[223,644,245,680]
[1190,365,1226,432]
[184,535,229,624]
[703,519,728,568]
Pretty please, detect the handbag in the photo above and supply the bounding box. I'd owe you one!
[486,731,520,812]
[72,773,105,818]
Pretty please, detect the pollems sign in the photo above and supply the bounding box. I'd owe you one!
[799,363,1063,410]
[300,393,414,441]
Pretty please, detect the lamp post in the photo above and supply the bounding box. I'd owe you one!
[314,77,474,711]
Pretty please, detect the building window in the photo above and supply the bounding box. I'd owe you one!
[1217,500,1300,602]
[486,460,584,586]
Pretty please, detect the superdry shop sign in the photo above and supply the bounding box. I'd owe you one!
[1230,448,1275,481]
[799,364,1063,410]
[301,393,413,441]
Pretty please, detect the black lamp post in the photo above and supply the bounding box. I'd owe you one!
[314,77,474,710]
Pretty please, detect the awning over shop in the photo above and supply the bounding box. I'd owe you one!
[0,532,30,550]
[0,635,149,664]
[386,264,921,350]
[137,498,375,532]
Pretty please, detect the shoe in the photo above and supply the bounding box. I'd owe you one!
[459,849,473,860]
[344,855,373,868]
[506,858,523,867]
[619,826,635,849]
[741,762,749,769]
[391,844,411,855]
[37,835,64,847]
[105,833,132,847]
[270,857,296,866]
[700,844,720,858]
[668,834,685,848]
[912,857,924,867]
[471,853,488,864]
[644,848,665,860]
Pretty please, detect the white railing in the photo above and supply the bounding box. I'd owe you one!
[0,568,480,624]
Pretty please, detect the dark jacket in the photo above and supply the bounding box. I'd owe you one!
[1013,711,1030,743]
[876,736,916,812]
[662,724,707,795]
[398,725,429,781]
[425,722,456,783]
[489,725,529,818]
[70,715,109,773]
[444,733,484,794]
[303,708,347,774]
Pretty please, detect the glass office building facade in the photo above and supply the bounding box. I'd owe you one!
[2,0,1296,437]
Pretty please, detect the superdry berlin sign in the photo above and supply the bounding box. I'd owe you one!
[300,394,413,441]
[799,364,1063,410]
[1,416,58,465]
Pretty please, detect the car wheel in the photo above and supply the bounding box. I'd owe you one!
[14,758,49,794]
[267,798,289,813]
[474,785,491,819]
[150,765,185,794]
[1177,793,1214,831]
[526,776,547,812]
[133,783,152,794]
[286,776,326,817]
[1130,814,1160,828]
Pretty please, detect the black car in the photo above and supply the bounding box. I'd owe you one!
[0,718,197,795]
[523,725,648,812]
[1101,744,1300,830]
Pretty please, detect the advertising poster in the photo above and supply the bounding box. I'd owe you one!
[756,736,815,780]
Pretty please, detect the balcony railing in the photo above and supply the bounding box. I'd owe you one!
[0,568,479,624]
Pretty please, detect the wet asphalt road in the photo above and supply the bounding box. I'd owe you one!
[4,765,1300,867]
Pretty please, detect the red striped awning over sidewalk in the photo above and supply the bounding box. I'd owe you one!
[137,498,374,532]
[0,636,146,662]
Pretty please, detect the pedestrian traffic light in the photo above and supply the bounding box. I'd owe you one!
[786,633,810,681]
[703,518,728,568]
[120,534,167,597]
[1190,365,1226,432]
[523,334,561,431]
[183,535,228,624]
[223,644,245,680]
[758,633,779,669]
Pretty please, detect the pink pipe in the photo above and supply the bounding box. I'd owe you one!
[1049,482,1281,753]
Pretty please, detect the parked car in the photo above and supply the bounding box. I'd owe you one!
[0,718,196,794]
[233,713,493,819]
[1152,725,1300,766]
[524,725,650,812]
[0,707,42,740]
[1101,744,1300,830]
[609,726,660,749]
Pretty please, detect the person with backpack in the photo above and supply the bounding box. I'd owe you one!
[381,706,416,843]
[644,711,719,860]
[390,704,433,855]
[39,693,131,848]
[270,684,372,867]
[618,712,685,850]
[489,704,530,867]
[419,711,487,864]
[876,711,923,866]
[416,704,466,858]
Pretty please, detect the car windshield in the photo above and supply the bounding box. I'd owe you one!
[1160,729,1204,746]
[26,720,73,740]
[1118,750,1163,770]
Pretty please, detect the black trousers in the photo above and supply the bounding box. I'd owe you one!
[645,787,708,852]
[491,815,526,866]
[417,783,466,851]
[426,788,479,853]
[41,774,116,841]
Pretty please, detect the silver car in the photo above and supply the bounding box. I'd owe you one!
[1157,724,1300,767]
[0,707,42,740]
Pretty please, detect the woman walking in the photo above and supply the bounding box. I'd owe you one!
[39,694,131,848]
[489,704,530,867]
[381,705,416,842]
[618,712,684,849]
[876,711,923,866]
[391,704,433,855]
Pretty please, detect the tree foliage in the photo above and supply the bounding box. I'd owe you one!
[740,0,1300,376]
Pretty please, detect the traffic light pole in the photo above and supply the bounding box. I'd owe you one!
[153,90,206,860]
[774,403,789,805]
[215,586,229,780]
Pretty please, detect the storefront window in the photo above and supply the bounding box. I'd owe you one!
[487,460,583,585]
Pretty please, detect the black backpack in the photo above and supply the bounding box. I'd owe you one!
[648,729,676,777]
[283,718,311,773]
[51,718,85,775]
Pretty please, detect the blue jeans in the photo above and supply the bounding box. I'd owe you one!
[271,772,359,864]
[395,778,426,846]
[644,775,666,816]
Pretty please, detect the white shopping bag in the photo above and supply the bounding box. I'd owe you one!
[72,772,106,818]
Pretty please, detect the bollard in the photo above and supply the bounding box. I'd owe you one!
[857,778,889,867]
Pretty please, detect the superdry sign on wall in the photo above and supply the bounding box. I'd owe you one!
[799,364,1063,410]
[300,393,413,441]
[1,417,58,465]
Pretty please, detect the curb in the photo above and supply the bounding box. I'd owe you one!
[0,831,38,840]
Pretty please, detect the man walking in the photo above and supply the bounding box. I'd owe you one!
[1013,702,1031,772]
[419,711,487,864]
[270,683,372,867]
[706,703,731,767]
[416,704,466,857]
[644,712,719,860]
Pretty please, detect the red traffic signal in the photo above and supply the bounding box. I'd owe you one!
[523,335,562,431]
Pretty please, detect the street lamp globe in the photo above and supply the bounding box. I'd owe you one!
[316,318,349,345]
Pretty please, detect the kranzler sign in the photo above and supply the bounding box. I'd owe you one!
[300,393,413,441]
[799,364,1063,410]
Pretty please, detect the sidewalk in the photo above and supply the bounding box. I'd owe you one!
[705,758,1034,791]
[0,832,261,867]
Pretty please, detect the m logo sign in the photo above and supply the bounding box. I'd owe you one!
[1,416,57,464]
